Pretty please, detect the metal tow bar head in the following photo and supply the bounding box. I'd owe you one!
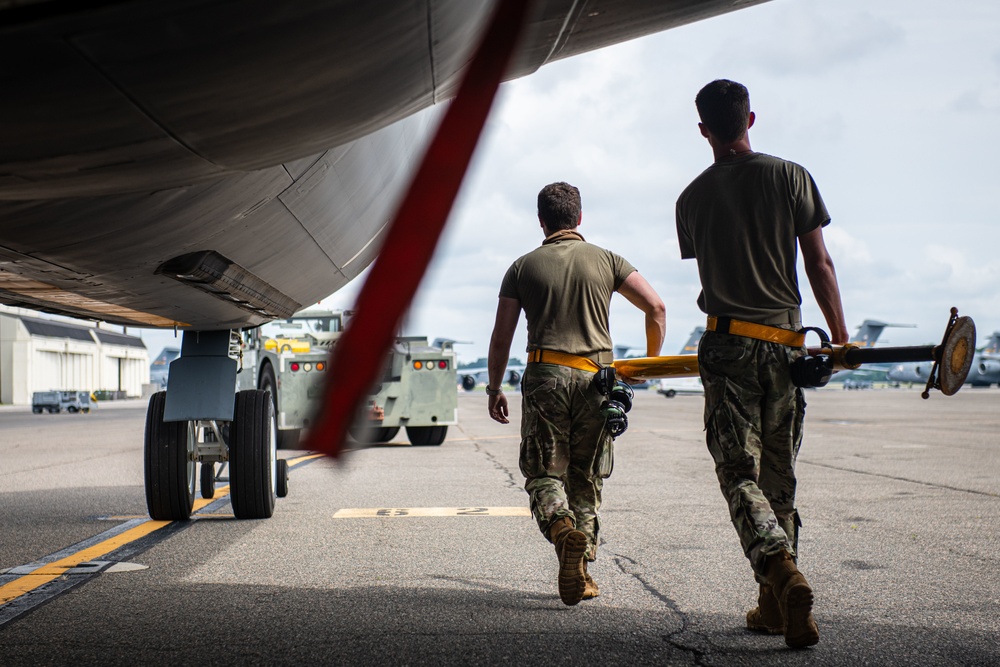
[923,307,976,399]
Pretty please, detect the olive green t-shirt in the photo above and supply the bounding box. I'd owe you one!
[499,234,636,357]
[675,152,830,323]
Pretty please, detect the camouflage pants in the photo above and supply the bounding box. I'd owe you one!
[519,363,614,561]
[698,331,806,579]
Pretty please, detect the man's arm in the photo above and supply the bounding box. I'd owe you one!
[799,225,849,344]
[486,296,521,424]
[617,271,667,357]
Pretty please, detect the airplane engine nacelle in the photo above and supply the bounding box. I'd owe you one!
[506,370,521,386]
[977,360,1000,376]
[461,375,477,391]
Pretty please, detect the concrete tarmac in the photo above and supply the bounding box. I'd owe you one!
[0,388,998,666]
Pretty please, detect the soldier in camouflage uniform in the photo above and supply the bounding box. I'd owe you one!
[487,182,665,606]
[676,80,848,648]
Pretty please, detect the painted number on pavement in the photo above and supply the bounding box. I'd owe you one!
[333,507,530,518]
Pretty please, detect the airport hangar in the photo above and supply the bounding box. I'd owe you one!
[0,307,150,405]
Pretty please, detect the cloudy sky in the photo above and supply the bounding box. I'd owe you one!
[146,0,1000,364]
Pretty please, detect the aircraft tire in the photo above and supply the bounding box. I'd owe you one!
[200,462,215,499]
[144,391,196,520]
[276,459,289,498]
[230,390,277,520]
[406,425,447,446]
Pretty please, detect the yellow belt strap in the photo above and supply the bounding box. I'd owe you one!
[706,316,805,347]
[527,349,602,373]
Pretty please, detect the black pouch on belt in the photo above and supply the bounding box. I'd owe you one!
[789,326,834,388]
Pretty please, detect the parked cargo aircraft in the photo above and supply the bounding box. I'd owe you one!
[826,319,914,387]
[149,347,181,389]
[657,319,909,397]
[459,363,524,392]
[0,0,769,521]
[887,331,1000,388]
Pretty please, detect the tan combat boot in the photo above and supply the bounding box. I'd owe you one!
[746,583,783,634]
[548,517,587,606]
[765,549,820,648]
[582,562,600,600]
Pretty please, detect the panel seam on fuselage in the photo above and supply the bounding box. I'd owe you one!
[64,35,220,168]
[424,0,439,102]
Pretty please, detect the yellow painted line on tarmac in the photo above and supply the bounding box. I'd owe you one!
[0,519,171,604]
[334,506,530,518]
[288,453,326,464]
[1,485,234,605]
[193,484,230,512]
[1,457,316,609]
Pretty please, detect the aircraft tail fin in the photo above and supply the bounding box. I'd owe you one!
[849,320,915,347]
[679,326,706,355]
[982,331,1000,356]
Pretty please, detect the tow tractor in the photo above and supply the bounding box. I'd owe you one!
[238,309,458,448]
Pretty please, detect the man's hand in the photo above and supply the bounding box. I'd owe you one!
[487,296,520,425]
[488,392,509,424]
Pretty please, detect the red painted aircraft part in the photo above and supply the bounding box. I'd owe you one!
[303,0,532,457]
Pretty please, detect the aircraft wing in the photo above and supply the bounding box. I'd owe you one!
[0,0,769,331]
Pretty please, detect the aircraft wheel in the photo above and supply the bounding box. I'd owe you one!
[406,425,447,446]
[230,390,276,520]
[200,461,216,499]
[276,459,289,498]
[144,391,197,520]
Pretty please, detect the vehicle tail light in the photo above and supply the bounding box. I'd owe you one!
[290,362,300,372]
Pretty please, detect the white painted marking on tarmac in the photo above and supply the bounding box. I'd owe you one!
[103,562,149,573]
[882,444,929,449]
[333,507,531,518]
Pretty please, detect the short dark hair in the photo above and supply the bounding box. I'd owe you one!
[695,79,751,144]
[537,182,581,231]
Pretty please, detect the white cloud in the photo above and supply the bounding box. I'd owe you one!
[319,0,1000,364]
